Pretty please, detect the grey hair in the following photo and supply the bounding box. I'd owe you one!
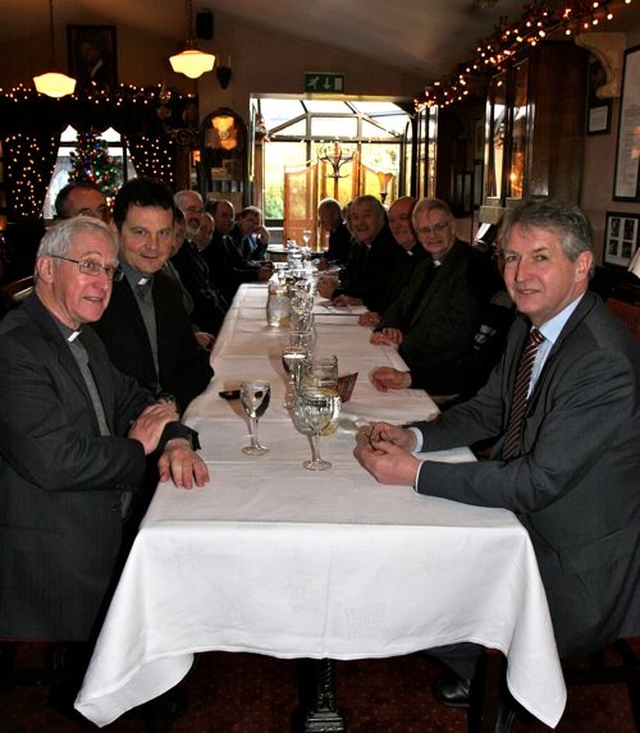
[411,197,453,231]
[501,199,594,277]
[37,216,118,261]
[173,189,203,209]
[351,194,386,221]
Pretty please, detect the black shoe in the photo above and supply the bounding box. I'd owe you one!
[432,671,472,709]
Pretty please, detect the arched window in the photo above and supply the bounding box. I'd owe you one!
[43,125,137,219]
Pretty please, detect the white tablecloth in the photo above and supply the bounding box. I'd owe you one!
[75,284,566,728]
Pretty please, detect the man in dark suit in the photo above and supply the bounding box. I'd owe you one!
[355,199,640,726]
[370,198,498,394]
[172,190,229,335]
[92,178,214,415]
[318,194,403,314]
[203,198,271,303]
[0,216,208,647]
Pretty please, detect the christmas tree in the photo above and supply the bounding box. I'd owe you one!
[69,129,121,199]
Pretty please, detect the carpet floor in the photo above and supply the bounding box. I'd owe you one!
[1,645,637,732]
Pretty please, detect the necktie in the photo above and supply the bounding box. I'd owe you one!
[501,328,544,461]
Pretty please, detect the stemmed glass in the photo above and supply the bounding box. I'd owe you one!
[295,387,340,471]
[240,380,271,455]
[281,345,308,408]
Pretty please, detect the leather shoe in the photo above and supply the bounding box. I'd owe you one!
[432,671,472,709]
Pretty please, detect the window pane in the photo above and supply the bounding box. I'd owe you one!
[310,117,357,138]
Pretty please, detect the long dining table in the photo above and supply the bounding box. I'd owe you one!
[74,283,567,729]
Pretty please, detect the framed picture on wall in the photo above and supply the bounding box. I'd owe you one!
[603,212,640,267]
[586,60,612,135]
[613,45,640,200]
[67,25,117,88]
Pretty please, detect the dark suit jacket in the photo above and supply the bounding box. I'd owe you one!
[412,292,640,656]
[335,225,403,314]
[91,271,214,414]
[0,294,153,641]
[171,241,229,335]
[202,230,261,303]
[381,240,483,391]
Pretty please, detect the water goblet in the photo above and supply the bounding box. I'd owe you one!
[295,386,340,471]
[281,345,308,408]
[300,354,340,435]
[239,380,271,455]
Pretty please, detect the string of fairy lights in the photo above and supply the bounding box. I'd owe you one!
[415,0,635,110]
[0,83,194,218]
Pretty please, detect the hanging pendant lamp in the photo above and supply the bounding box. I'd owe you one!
[170,0,215,79]
[33,0,77,98]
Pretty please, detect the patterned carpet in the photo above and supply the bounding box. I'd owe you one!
[1,645,637,732]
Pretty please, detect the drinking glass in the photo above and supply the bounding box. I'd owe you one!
[289,329,315,353]
[281,345,308,408]
[300,354,339,435]
[296,386,340,471]
[240,380,271,455]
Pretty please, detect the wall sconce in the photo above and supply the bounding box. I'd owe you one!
[376,171,394,203]
[216,55,232,89]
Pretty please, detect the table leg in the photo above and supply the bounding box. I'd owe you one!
[295,658,346,732]
[468,649,506,733]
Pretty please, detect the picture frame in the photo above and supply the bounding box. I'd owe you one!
[613,45,640,201]
[586,60,612,135]
[67,25,117,88]
[603,211,640,268]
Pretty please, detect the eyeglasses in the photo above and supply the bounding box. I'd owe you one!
[417,220,450,236]
[51,255,123,282]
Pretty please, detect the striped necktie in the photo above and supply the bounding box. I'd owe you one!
[501,328,544,461]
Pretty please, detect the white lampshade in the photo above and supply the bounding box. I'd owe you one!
[169,49,215,79]
[33,71,76,98]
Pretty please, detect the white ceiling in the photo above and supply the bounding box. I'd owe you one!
[0,0,559,82]
[2,1,637,84]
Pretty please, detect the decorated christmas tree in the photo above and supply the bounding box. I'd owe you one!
[69,129,121,199]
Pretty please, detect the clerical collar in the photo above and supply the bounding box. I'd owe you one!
[51,316,81,342]
[121,260,152,288]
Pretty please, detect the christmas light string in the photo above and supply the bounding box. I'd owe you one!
[415,0,635,110]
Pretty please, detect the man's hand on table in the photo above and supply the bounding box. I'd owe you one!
[128,402,180,455]
[158,438,210,489]
[370,366,412,392]
[332,294,363,308]
[358,311,382,328]
[370,327,403,345]
[354,422,420,486]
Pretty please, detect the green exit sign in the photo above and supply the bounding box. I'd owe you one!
[305,72,345,94]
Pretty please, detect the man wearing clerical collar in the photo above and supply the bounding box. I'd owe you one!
[91,177,213,414]
[0,215,208,672]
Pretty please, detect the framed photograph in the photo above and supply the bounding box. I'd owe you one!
[613,45,640,200]
[67,25,117,87]
[586,60,612,135]
[603,212,640,267]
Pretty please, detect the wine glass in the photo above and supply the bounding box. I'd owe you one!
[295,386,340,471]
[240,380,271,455]
[302,229,312,248]
[281,345,308,408]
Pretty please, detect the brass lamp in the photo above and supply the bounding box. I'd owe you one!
[33,0,77,98]
[170,0,215,79]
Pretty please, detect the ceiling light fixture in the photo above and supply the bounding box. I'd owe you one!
[170,0,215,79]
[33,0,77,98]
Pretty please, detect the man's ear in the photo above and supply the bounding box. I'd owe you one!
[36,256,55,284]
[576,251,593,282]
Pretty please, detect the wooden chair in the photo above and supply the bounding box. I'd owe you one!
[606,296,640,340]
